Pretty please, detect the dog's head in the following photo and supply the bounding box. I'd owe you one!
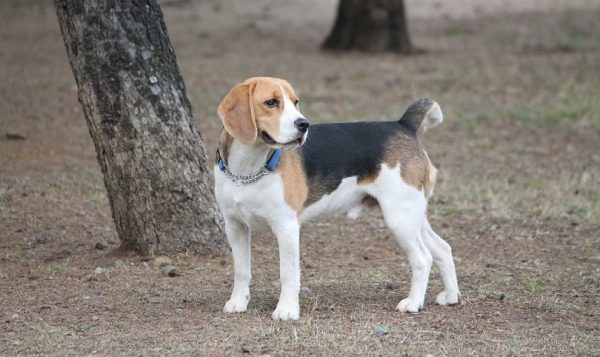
[217,77,309,148]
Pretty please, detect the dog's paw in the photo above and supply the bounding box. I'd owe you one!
[435,290,460,306]
[272,302,299,321]
[346,205,365,220]
[223,297,249,313]
[396,297,423,313]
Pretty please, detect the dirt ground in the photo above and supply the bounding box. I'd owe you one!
[1,0,599,355]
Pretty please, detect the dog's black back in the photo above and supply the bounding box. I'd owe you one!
[298,121,418,203]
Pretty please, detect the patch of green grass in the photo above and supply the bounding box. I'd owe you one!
[30,324,53,336]
[529,280,547,294]
[507,99,595,127]
[390,348,416,356]
[555,8,600,50]
[368,267,395,285]
[479,7,600,52]
[78,174,107,200]
[434,167,600,223]
[44,259,71,274]
[301,293,321,313]
[441,23,474,37]
[73,324,91,333]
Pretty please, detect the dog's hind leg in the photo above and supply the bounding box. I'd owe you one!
[422,219,460,305]
[384,209,432,312]
[223,217,252,313]
[371,166,433,313]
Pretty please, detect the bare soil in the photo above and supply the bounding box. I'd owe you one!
[1,0,599,355]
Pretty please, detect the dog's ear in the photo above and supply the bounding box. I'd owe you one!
[217,83,257,145]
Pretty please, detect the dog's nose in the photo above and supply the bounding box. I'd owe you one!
[294,118,310,132]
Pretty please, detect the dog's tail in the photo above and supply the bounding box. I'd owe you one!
[398,98,443,134]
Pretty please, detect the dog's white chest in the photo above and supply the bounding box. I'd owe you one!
[214,168,291,227]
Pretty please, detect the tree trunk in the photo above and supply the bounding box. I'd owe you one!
[54,0,227,255]
[322,0,413,53]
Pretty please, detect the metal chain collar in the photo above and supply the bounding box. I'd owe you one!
[220,161,271,186]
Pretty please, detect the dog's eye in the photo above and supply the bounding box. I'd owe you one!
[265,99,279,108]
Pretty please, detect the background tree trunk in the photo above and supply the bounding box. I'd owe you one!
[54,0,227,255]
[322,0,413,53]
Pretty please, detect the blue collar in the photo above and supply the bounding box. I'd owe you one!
[264,148,282,171]
[216,148,282,173]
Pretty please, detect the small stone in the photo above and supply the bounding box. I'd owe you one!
[94,267,105,275]
[82,274,97,282]
[300,286,311,296]
[33,236,49,245]
[372,326,390,336]
[152,256,173,268]
[160,265,181,277]
[5,132,26,140]
[91,315,100,321]
[94,241,108,250]
[114,260,124,268]
[39,304,53,310]
[149,75,158,84]
[241,346,251,353]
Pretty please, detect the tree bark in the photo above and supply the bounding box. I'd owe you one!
[322,0,413,53]
[54,0,227,255]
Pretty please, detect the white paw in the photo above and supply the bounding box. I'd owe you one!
[346,205,365,220]
[435,290,460,306]
[223,297,249,313]
[396,297,423,313]
[272,302,299,321]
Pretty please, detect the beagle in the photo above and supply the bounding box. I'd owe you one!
[214,77,460,320]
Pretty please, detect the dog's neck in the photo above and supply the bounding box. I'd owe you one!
[218,130,272,176]
[228,141,272,175]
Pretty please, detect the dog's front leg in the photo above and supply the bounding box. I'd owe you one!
[271,219,301,321]
[223,217,252,313]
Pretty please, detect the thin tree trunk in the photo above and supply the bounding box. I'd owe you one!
[54,0,227,255]
[322,0,413,54]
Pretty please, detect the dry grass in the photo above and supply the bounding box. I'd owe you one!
[1,0,599,355]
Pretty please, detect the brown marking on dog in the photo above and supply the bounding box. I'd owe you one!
[278,149,308,214]
[213,129,234,190]
[385,134,431,193]
[371,133,434,196]
[384,134,431,196]
[216,129,234,162]
[353,131,434,197]
[424,160,438,198]
[357,171,379,185]
[217,83,257,145]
